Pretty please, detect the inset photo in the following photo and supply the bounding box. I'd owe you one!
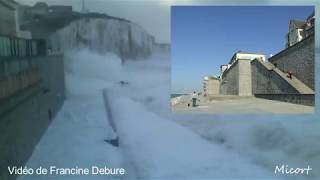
[171,6,315,114]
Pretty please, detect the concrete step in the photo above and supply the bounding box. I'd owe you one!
[207,95,254,101]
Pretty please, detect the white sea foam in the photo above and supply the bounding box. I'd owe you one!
[19,49,319,180]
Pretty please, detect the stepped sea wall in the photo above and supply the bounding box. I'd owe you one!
[269,35,314,90]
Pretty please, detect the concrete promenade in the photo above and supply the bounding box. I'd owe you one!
[171,95,314,114]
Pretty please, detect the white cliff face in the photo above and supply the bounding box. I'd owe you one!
[48,18,154,61]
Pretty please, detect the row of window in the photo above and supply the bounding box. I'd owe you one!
[0,36,39,58]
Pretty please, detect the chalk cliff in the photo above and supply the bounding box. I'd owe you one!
[48,17,155,61]
[19,3,155,61]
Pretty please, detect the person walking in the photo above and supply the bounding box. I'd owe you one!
[287,70,293,79]
[191,91,197,107]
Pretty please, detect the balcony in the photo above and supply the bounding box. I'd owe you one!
[0,34,46,59]
[0,34,46,100]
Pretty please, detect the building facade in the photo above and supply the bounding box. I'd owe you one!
[203,76,220,96]
[0,0,32,39]
[220,64,229,78]
[0,0,18,36]
[18,2,73,23]
[285,12,315,48]
[220,52,265,79]
[286,20,305,47]
[1,2,66,179]
[229,51,266,65]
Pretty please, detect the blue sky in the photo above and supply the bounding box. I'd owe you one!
[171,6,314,94]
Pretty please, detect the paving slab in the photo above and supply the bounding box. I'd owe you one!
[172,95,314,114]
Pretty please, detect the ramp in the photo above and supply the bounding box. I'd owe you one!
[253,59,314,94]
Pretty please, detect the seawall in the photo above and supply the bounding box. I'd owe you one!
[269,34,314,90]
[220,59,252,96]
[251,59,299,94]
[0,55,65,180]
[251,59,314,106]
[220,60,239,95]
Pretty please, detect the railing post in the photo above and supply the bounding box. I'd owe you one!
[102,89,119,147]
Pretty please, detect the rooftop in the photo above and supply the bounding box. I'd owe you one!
[229,51,265,64]
[204,76,219,81]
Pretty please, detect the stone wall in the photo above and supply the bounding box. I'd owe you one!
[238,60,252,96]
[0,55,65,180]
[220,60,239,95]
[251,59,314,106]
[269,34,314,90]
[251,59,299,94]
[209,79,220,95]
[255,94,314,106]
[220,59,252,96]
[204,78,220,96]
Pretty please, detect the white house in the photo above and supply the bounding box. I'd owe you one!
[285,12,315,48]
[229,52,266,65]
[286,20,305,48]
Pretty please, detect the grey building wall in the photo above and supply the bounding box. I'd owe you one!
[255,94,314,106]
[220,60,239,95]
[0,55,65,180]
[220,59,252,96]
[0,0,17,36]
[204,78,220,96]
[251,59,299,94]
[209,79,220,95]
[238,60,252,96]
[251,59,314,106]
[269,34,314,90]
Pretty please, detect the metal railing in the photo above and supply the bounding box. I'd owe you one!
[0,34,46,58]
[0,34,47,99]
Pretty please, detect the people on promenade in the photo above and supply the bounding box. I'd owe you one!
[191,91,197,107]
